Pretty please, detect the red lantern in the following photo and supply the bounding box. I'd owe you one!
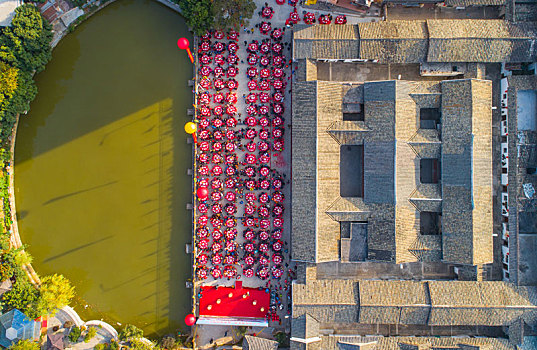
[177,37,194,63]
[177,37,189,49]
[197,187,209,200]
[184,314,196,326]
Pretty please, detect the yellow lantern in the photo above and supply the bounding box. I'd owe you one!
[184,122,197,134]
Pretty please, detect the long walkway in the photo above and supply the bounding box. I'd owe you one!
[191,1,298,347]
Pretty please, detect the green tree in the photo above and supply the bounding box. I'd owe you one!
[8,339,39,350]
[212,0,256,31]
[37,274,75,315]
[84,326,97,342]
[179,0,213,36]
[0,62,18,106]
[13,250,32,266]
[0,67,37,142]
[0,4,52,73]
[119,324,144,341]
[2,279,40,318]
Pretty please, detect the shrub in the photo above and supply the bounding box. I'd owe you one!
[84,326,97,342]
[68,326,82,343]
[128,338,155,350]
[274,332,290,348]
[2,279,40,319]
[119,324,143,341]
[160,336,177,349]
[37,274,75,315]
[8,339,39,350]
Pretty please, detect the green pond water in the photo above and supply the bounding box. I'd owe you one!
[14,0,193,336]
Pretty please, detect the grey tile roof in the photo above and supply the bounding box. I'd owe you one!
[293,279,537,327]
[426,20,537,62]
[317,81,347,262]
[325,197,371,222]
[359,280,431,324]
[358,21,429,63]
[294,25,359,60]
[293,22,537,63]
[316,335,516,350]
[444,0,506,5]
[291,79,493,265]
[291,314,320,339]
[441,79,493,265]
[408,234,442,261]
[428,281,537,326]
[292,81,318,263]
[364,142,395,204]
[294,40,359,60]
[326,121,370,145]
[408,129,442,159]
[293,279,360,322]
[409,184,443,213]
[242,335,278,350]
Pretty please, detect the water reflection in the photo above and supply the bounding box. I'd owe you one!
[15,0,192,337]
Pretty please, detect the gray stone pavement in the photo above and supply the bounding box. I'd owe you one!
[193,1,297,348]
[47,309,117,350]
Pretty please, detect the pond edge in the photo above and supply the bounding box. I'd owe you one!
[8,0,186,341]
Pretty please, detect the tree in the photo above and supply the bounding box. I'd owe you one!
[0,4,52,73]
[0,62,18,106]
[2,279,40,319]
[212,0,256,31]
[8,339,39,350]
[37,274,75,315]
[13,250,32,266]
[179,0,213,36]
[119,324,144,341]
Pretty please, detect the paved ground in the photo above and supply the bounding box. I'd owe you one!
[47,309,116,349]
[317,62,452,82]
[193,1,298,347]
[300,0,383,22]
[0,0,18,26]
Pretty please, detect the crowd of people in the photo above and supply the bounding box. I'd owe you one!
[194,22,289,280]
[191,0,349,325]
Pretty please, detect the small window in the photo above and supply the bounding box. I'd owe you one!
[420,212,441,235]
[420,158,441,184]
[527,167,536,175]
[420,108,441,129]
[343,103,364,121]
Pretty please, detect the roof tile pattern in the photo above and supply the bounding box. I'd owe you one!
[426,20,537,62]
[293,21,537,63]
[293,280,537,328]
[358,21,428,63]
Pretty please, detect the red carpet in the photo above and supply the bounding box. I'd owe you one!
[199,285,270,319]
